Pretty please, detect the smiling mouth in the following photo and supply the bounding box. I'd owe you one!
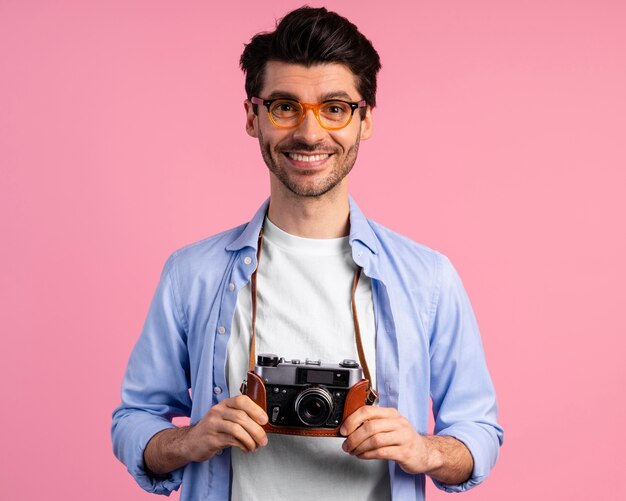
[286,153,332,162]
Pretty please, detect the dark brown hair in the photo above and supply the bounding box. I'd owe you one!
[240,6,382,112]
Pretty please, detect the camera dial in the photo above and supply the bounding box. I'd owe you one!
[257,354,279,367]
[339,359,359,368]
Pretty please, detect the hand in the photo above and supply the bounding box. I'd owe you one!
[183,395,269,462]
[340,406,430,475]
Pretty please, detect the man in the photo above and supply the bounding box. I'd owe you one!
[112,7,503,500]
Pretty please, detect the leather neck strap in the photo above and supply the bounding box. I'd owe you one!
[248,227,375,396]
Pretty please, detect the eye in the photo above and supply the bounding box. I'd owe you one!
[326,104,345,114]
[320,102,350,121]
[270,100,301,119]
[276,102,294,112]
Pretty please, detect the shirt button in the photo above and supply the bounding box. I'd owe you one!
[243,256,252,265]
[217,326,226,335]
[228,283,235,291]
[213,386,222,395]
[215,449,223,456]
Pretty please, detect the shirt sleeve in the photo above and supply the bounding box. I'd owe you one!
[111,252,192,495]
[428,253,504,493]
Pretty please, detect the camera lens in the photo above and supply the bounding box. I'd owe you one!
[294,387,334,427]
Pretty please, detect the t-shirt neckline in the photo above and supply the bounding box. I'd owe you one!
[263,216,351,256]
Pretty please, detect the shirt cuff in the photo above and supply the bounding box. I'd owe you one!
[432,422,500,493]
[120,416,184,495]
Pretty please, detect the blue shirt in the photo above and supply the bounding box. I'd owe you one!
[111,197,503,500]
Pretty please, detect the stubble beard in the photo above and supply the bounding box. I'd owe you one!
[257,129,361,198]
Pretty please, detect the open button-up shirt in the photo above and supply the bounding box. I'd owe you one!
[111,197,504,500]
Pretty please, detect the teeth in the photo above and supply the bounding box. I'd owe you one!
[288,153,330,162]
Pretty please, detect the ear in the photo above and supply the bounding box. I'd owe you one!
[359,106,373,141]
[244,100,258,138]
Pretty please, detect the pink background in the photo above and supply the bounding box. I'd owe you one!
[2,1,625,499]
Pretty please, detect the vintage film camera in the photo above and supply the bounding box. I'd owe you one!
[242,354,373,437]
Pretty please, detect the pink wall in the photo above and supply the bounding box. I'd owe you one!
[2,1,625,499]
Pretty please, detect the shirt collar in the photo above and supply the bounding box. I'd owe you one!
[348,196,379,255]
[225,196,378,256]
[225,198,269,252]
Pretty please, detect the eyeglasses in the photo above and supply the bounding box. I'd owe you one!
[250,96,367,130]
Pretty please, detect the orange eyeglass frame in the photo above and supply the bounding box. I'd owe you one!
[250,96,367,130]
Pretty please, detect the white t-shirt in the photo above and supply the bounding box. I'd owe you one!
[226,217,391,501]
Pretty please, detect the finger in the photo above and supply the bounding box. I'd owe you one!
[356,444,403,461]
[340,406,397,436]
[219,419,265,452]
[227,395,269,425]
[207,401,268,450]
[213,431,251,454]
[221,407,268,448]
[350,430,402,457]
[342,418,399,453]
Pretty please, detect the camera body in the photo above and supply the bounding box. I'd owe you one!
[248,354,366,433]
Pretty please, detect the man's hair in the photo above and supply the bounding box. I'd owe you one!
[240,6,382,112]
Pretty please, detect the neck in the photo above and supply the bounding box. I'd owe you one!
[267,179,350,238]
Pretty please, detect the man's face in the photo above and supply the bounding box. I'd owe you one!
[245,61,373,198]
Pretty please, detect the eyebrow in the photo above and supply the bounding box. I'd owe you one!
[264,90,357,102]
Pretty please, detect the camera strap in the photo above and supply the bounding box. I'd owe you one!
[247,226,379,405]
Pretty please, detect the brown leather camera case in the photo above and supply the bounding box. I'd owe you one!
[244,370,370,437]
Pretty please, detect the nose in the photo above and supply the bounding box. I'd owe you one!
[292,108,325,144]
